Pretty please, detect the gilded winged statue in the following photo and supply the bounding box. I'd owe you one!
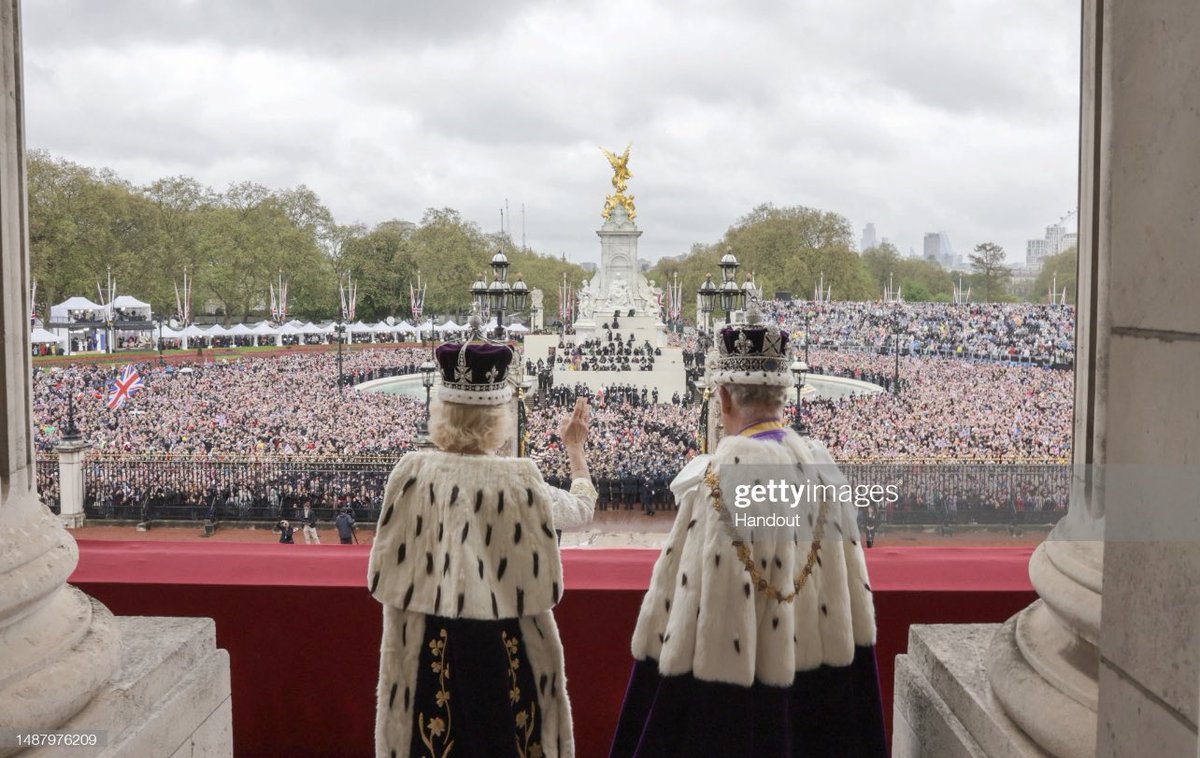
[601,143,633,193]
[600,143,637,221]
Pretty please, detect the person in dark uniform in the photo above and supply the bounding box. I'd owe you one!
[274,519,297,544]
[639,475,655,516]
[334,507,356,544]
[622,470,639,511]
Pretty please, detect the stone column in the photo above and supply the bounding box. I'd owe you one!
[1,6,232,755]
[55,439,91,528]
[894,0,1200,755]
[0,0,121,749]
[1089,0,1200,751]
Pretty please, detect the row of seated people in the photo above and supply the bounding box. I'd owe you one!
[560,338,660,372]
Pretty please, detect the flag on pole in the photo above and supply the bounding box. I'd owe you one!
[106,365,144,411]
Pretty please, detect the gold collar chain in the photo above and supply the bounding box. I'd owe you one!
[703,465,827,604]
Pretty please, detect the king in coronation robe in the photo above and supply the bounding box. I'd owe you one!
[610,305,887,757]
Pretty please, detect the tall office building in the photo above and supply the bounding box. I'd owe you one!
[923,231,956,266]
[1025,224,1075,269]
[861,222,878,251]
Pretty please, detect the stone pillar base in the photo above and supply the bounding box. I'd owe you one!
[58,512,86,529]
[28,615,232,757]
[893,624,1047,758]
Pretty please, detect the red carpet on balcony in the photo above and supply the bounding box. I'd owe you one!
[71,541,1035,758]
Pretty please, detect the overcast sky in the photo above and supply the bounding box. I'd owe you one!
[23,0,1080,265]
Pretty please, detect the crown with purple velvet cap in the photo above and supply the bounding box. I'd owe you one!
[433,312,515,406]
[710,301,791,387]
[434,339,514,406]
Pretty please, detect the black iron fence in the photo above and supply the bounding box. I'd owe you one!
[82,453,400,523]
[74,452,1070,529]
[841,461,1069,528]
[36,455,60,514]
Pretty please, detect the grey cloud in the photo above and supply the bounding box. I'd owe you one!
[25,0,533,53]
[20,0,1081,263]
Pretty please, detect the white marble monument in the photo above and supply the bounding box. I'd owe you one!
[574,145,663,334]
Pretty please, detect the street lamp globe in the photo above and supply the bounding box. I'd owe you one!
[721,279,743,319]
[790,359,808,390]
[718,250,740,284]
[697,273,717,316]
[509,274,529,312]
[419,360,436,388]
[487,279,508,313]
[490,250,510,284]
[470,273,489,310]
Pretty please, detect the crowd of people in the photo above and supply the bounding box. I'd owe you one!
[31,302,1075,520]
[759,301,1075,366]
[32,349,432,456]
[797,349,1072,461]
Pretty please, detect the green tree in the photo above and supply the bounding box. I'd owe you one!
[648,203,876,321]
[1030,246,1077,304]
[968,242,1012,303]
[861,242,902,296]
[895,258,955,301]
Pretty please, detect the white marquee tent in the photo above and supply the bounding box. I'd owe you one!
[49,296,104,323]
[108,295,151,321]
[31,327,61,344]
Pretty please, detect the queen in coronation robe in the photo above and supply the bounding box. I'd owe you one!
[610,308,887,757]
[368,334,597,758]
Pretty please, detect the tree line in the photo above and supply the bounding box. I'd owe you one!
[28,152,1072,327]
[28,151,587,324]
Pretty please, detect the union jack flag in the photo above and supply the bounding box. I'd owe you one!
[107,365,144,411]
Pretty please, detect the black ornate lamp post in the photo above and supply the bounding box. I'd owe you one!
[804,309,812,364]
[892,309,901,395]
[509,274,529,331]
[419,359,436,435]
[471,272,489,319]
[790,359,808,433]
[334,322,347,393]
[718,250,742,324]
[488,250,511,338]
[472,251,529,340]
[154,316,165,366]
[62,381,82,442]
[697,273,717,340]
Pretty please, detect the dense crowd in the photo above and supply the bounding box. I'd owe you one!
[33,349,432,456]
[31,315,1074,519]
[761,301,1075,365]
[798,350,1072,460]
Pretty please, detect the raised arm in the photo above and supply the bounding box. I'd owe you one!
[544,397,597,529]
